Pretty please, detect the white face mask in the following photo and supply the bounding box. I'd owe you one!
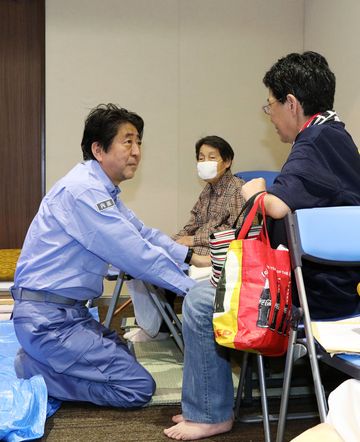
[197,161,218,180]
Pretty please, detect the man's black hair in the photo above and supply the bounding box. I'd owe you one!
[263,51,336,116]
[81,103,144,160]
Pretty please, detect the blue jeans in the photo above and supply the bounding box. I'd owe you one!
[181,279,234,423]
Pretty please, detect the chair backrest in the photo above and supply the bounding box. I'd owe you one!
[234,170,279,188]
[285,206,360,267]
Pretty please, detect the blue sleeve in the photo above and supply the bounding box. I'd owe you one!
[115,199,188,265]
[48,188,194,295]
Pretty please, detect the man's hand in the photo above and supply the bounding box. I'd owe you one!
[241,178,266,201]
[190,253,211,268]
[176,235,195,247]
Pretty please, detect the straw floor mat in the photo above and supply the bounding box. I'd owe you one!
[131,331,241,406]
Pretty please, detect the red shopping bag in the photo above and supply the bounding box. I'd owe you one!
[213,193,292,357]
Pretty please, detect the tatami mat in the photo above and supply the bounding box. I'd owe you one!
[134,338,241,406]
[125,317,313,407]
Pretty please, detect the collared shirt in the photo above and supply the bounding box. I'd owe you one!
[14,160,195,300]
[173,170,246,255]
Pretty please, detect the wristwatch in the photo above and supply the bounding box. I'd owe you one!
[184,248,194,264]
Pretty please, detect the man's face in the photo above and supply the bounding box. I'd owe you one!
[95,122,142,185]
[266,92,297,144]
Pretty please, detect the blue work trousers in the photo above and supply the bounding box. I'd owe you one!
[181,279,234,422]
[12,300,155,408]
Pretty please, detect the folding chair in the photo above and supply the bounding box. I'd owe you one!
[103,270,184,353]
[235,170,279,188]
[276,206,360,442]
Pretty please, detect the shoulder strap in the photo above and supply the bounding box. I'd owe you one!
[231,190,265,229]
[237,193,266,239]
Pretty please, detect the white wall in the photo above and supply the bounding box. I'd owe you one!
[46,0,304,234]
[304,0,360,146]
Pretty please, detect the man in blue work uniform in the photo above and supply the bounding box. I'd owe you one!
[11,103,209,408]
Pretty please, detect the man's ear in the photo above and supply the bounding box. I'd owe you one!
[286,94,299,114]
[91,142,103,162]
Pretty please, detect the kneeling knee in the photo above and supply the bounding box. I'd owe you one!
[110,372,156,408]
[132,374,156,407]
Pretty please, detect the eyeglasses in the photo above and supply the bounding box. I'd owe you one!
[262,98,279,115]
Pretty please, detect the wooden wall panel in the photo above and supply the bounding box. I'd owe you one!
[0,0,45,248]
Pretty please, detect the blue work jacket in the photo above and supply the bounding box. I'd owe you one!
[14,160,195,300]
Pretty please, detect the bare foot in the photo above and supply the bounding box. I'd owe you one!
[171,414,184,424]
[164,419,233,440]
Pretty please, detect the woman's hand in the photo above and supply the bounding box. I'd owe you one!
[176,235,195,247]
[190,253,211,268]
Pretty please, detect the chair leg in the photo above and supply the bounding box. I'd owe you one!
[234,352,249,418]
[294,268,328,421]
[276,326,298,442]
[103,271,126,329]
[144,283,184,353]
[156,287,183,332]
[257,354,271,442]
[303,320,328,420]
[165,301,183,331]
[236,353,273,440]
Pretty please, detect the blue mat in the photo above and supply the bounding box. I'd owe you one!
[0,306,100,441]
[0,319,63,441]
